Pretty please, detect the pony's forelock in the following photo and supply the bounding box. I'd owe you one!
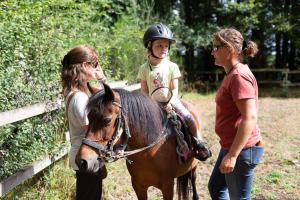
[115,89,167,143]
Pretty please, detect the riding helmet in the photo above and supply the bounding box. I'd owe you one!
[143,23,176,48]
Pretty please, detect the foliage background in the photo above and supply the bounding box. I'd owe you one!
[0,0,149,181]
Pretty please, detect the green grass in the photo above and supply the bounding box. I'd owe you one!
[265,193,278,200]
[182,91,215,101]
[265,171,282,184]
[1,158,75,200]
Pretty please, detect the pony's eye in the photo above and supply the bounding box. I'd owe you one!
[102,117,112,126]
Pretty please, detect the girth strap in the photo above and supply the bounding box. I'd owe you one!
[169,110,190,164]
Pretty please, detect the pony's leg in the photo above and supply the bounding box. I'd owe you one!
[191,167,199,200]
[132,178,148,200]
[161,180,174,200]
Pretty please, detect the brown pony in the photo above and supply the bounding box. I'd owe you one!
[76,83,211,200]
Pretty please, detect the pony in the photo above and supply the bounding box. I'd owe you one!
[75,83,211,200]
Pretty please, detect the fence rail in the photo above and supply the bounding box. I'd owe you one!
[199,68,300,88]
[0,81,140,197]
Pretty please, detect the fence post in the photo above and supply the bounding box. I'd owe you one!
[282,69,289,97]
[215,71,219,83]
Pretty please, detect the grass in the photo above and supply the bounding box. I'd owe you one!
[265,171,282,184]
[1,158,75,200]
[181,91,215,101]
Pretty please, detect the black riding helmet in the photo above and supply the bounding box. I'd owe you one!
[143,23,176,48]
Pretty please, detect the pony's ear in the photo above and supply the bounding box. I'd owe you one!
[103,82,114,102]
[87,83,100,94]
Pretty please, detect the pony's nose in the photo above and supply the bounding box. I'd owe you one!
[79,159,88,171]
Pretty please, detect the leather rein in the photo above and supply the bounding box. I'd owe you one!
[81,100,171,163]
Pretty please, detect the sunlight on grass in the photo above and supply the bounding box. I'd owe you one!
[283,182,297,192]
[266,193,278,200]
[252,184,261,194]
[182,92,215,101]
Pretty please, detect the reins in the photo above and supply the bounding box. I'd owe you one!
[150,86,173,105]
[107,116,171,162]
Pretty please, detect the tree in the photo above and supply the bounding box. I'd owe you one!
[145,0,300,78]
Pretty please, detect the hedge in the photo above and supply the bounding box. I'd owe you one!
[0,0,149,181]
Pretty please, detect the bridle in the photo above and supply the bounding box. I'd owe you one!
[82,100,129,163]
[81,97,171,163]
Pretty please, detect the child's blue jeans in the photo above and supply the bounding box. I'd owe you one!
[208,145,264,200]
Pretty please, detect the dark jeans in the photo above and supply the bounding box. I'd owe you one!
[208,145,264,200]
[76,170,103,200]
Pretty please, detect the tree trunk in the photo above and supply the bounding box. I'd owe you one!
[289,41,296,70]
[282,33,289,68]
[275,33,282,69]
[184,44,195,81]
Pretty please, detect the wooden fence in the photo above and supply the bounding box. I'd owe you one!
[197,69,300,92]
[0,81,140,197]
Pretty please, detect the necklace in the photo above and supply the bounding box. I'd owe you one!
[148,60,162,71]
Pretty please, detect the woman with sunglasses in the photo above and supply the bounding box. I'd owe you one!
[61,45,107,200]
[208,28,264,200]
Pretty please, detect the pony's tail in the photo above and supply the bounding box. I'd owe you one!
[177,171,192,200]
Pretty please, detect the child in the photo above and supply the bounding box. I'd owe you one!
[137,23,211,161]
[61,45,107,199]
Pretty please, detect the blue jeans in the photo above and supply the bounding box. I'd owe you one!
[208,145,264,200]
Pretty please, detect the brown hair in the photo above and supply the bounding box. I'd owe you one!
[61,45,98,97]
[213,28,258,58]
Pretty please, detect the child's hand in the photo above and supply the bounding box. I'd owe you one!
[164,103,173,113]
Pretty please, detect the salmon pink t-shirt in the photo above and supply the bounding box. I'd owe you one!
[215,65,262,149]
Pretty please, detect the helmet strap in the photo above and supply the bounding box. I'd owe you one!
[147,40,169,60]
[150,49,163,59]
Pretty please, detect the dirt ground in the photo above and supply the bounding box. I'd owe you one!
[102,95,300,200]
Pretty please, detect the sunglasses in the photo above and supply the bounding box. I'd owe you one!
[212,44,227,52]
[88,61,99,69]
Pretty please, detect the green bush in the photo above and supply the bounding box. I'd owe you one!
[102,15,146,82]
[0,111,66,179]
[0,0,152,181]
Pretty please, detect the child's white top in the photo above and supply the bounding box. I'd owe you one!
[137,59,181,102]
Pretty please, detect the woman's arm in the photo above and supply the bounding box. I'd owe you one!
[220,98,257,173]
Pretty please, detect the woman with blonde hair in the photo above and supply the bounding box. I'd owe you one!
[208,28,264,199]
[61,45,106,200]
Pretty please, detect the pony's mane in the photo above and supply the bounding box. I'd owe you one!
[87,89,168,143]
[115,89,168,143]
